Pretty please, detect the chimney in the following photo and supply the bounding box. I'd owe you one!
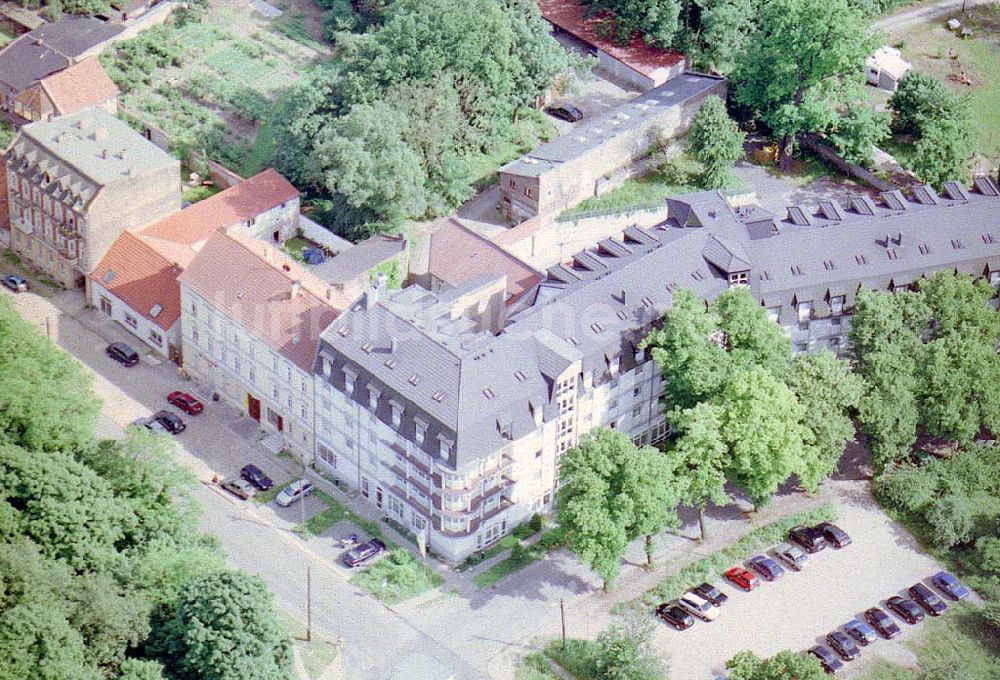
[373,271,388,290]
[100,148,110,159]
[290,280,301,299]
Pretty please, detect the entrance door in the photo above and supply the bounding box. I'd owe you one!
[375,486,383,509]
[247,395,261,421]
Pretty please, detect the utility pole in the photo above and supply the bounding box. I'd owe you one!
[306,565,312,642]
[560,598,566,650]
[45,316,50,338]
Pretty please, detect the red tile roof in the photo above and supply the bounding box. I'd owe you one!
[429,218,543,303]
[38,57,119,116]
[140,169,299,267]
[178,232,348,372]
[537,0,686,80]
[89,231,183,331]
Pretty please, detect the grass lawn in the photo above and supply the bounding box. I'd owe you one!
[865,603,1000,680]
[516,652,561,680]
[887,4,1000,166]
[283,236,312,263]
[0,27,14,48]
[473,527,566,588]
[181,182,223,204]
[276,610,339,679]
[458,109,558,191]
[351,550,444,604]
[544,639,604,680]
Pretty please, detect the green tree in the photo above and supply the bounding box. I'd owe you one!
[974,535,1000,577]
[0,602,99,680]
[592,615,668,680]
[69,573,151,674]
[888,71,955,136]
[558,429,681,588]
[669,402,729,540]
[910,117,974,186]
[831,101,890,168]
[732,0,871,168]
[588,0,683,47]
[0,297,100,452]
[924,493,974,548]
[787,351,864,490]
[118,659,168,680]
[163,571,292,680]
[311,102,428,235]
[688,95,746,189]
[726,649,826,680]
[695,0,757,74]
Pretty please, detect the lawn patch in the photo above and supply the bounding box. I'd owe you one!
[544,639,603,680]
[295,489,349,536]
[351,549,444,604]
[516,652,561,680]
[473,527,566,588]
[628,504,836,612]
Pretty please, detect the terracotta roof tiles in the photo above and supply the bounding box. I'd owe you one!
[38,57,119,116]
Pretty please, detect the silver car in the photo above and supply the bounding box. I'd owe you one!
[275,479,315,507]
[774,542,809,571]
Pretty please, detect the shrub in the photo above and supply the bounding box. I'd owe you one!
[529,513,545,533]
[538,526,566,551]
[975,536,1000,578]
[924,493,975,548]
[875,463,940,514]
[512,524,535,541]
[983,602,1000,639]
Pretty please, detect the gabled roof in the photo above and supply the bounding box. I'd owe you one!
[428,218,543,303]
[179,232,348,372]
[703,235,752,273]
[139,169,299,267]
[89,231,182,331]
[312,233,406,284]
[38,57,119,116]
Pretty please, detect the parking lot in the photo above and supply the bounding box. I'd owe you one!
[653,484,960,678]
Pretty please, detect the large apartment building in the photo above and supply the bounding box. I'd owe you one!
[3,107,179,287]
[312,177,1000,563]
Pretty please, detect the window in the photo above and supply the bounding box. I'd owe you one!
[249,367,255,384]
[633,386,641,398]
[318,444,337,468]
[344,369,356,393]
[391,402,403,428]
[508,179,515,189]
[286,364,292,381]
[415,421,426,445]
[632,405,642,418]
[361,478,370,498]
[439,439,453,458]
[729,271,749,286]
[124,313,137,329]
[300,377,307,393]
[411,514,427,532]
[300,403,307,419]
[191,327,199,345]
[795,342,809,353]
[272,384,279,400]
[148,329,162,345]
[368,387,380,411]
[524,187,533,198]
[272,355,279,371]
[233,355,241,371]
[190,300,198,318]
[831,295,845,316]
[535,450,542,459]
[991,270,1000,287]
[207,338,214,353]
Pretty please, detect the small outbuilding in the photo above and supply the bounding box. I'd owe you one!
[866,46,912,92]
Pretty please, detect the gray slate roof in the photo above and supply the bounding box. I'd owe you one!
[311,234,406,284]
[317,178,1000,471]
[0,17,123,92]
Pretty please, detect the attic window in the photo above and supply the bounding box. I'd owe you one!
[616,310,628,321]
[691,270,705,281]
[641,296,654,307]
[149,304,163,318]
[591,322,604,333]
[566,336,579,346]
[856,254,868,265]
[361,342,374,353]
[823,260,835,271]
[384,358,397,369]
[983,234,996,244]
[919,243,931,255]
[483,387,496,400]
[887,249,899,260]
[760,270,772,281]
[408,374,420,386]
[665,282,678,292]
[337,326,349,337]
[514,370,528,382]
[102,270,115,283]
[790,265,804,276]
[951,239,963,250]
[432,390,446,402]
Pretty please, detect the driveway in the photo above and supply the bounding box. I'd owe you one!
[648,482,957,679]
[873,0,995,31]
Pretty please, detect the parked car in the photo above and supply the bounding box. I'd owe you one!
[886,595,925,625]
[864,607,901,639]
[678,592,720,622]
[842,618,879,646]
[167,391,204,415]
[275,479,315,507]
[692,582,728,606]
[826,631,861,661]
[544,104,583,123]
[2,274,28,292]
[220,477,255,500]
[808,645,843,674]
[909,583,947,616]
[149,410,185,434]
[748,555,786,581]
[931,571,970,601]
[343,538,387,568]
[724,566,761,591]
[106,342,139,367]
[774,542,809,571]
[656,602,695,630]
[133,416,168,434]
[789,525,828,553]
[240,464,274,491]
[815,522,852,548]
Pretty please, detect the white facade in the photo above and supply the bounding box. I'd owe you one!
[179,286,317,458]
[89,278,179,356]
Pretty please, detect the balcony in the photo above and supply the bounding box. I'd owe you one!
[480,496,514,522]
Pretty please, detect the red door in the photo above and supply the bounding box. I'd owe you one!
[248,395,261,421]
[276,415,283,432]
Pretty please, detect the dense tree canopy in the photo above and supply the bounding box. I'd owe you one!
[851,272,1000,468]
[645,287,858,509]
[726,649,826,680]
[688,95,746,189]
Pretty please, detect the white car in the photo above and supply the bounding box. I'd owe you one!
[131,416,168,434]
[679,592,720,622]
[275,479,315,507]
[774,542,809,571]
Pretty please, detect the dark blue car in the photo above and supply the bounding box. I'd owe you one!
[748,555,786,581]
[843,618,878,646]
[931,571,970,601]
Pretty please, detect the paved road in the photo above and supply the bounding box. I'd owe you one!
[874,0,996,31]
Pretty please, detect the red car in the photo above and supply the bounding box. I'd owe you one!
[725,566,761,591]
[167,391,204,415]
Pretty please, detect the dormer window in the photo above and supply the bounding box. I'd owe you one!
[414,419,427,445]
[831,295,845,316]
[499,421,512,441]
[439,438,453,458]
[390,400,403,428]
[607,354,620,376]
[367,385,380,411]
[344,368,357,393]
[728,270,749,286]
